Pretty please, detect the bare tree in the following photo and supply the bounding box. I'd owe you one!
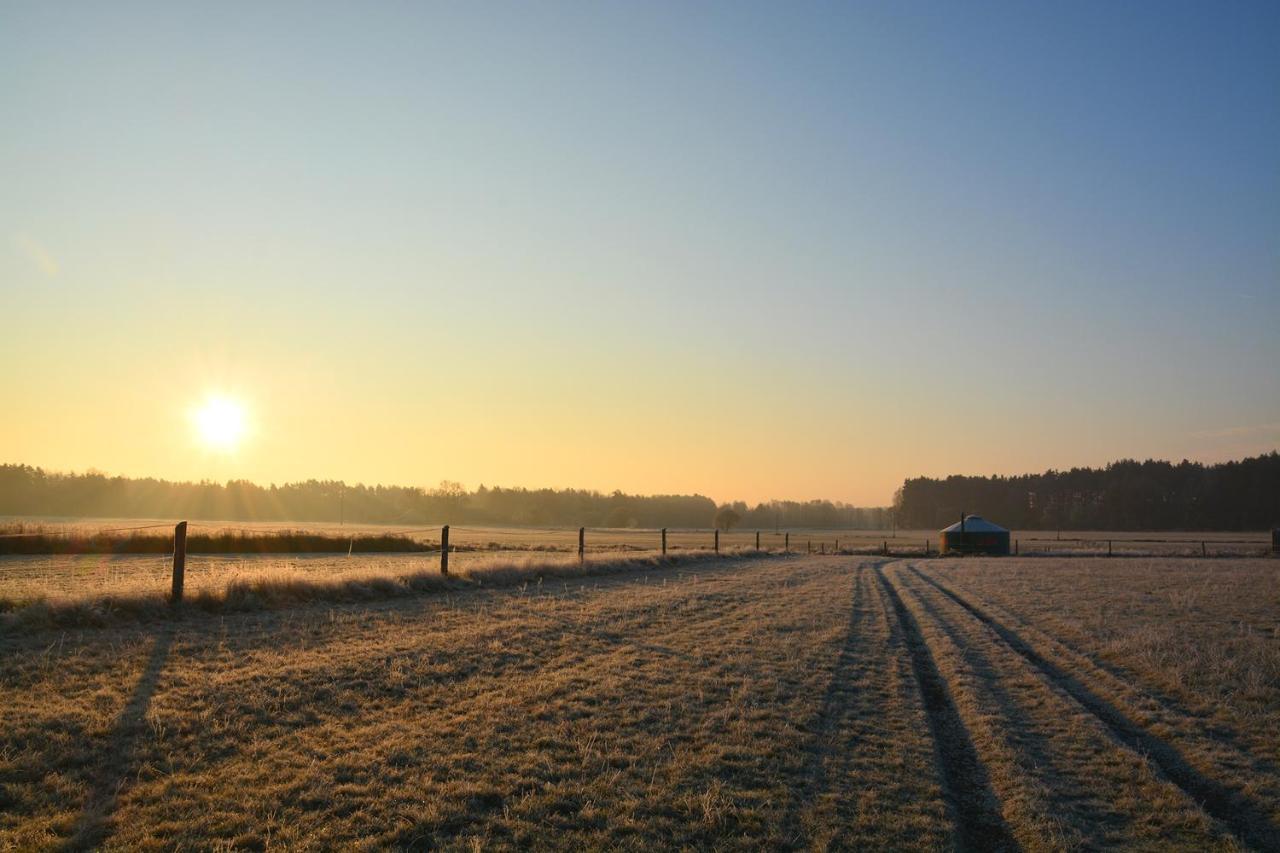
[715,506,742,532]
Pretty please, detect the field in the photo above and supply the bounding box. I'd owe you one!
[2,554,1277,850]
[4,516,1273,558]
[2,519,1272,614]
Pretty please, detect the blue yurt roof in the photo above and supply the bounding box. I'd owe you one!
[941,515,1008,534]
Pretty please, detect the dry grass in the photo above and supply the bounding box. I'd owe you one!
[0,556,955,850]
[0,523,915,613]
[0,518,891,553]
[931,558,1280,735]
[0,550,769,635]
[887,564,1233,849]
[913,558,1280,849]
[2,555,1278,849]
[0,529,442,557]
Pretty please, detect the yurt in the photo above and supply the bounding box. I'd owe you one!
[940,514,1010,555]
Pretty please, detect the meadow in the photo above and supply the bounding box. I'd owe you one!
[1,518,1271,618]
[1,551,1277,850]
[5,517,1273,556]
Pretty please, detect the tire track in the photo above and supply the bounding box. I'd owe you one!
[777,562,868,848]
[889,567,1111,847]
[925,566,1280,777]
[908,565,1280,852]
[892,565,1234,848]
[778,560,951,850]
[872,566,1018,853]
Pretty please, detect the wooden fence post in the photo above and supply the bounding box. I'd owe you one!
[1107,540,1112,557]
[1201,541,1207,558]
[171,521,187,603]
[882,540,888,556]
[440,525,449,575]
[784,532,789,552]
[579,527,585,562]
[835,538,839,552]
[820,542,825,555]
[714,529,720,553]
[755,530,760,550]
[925,539,929,556]
[661,527,667,556]
[1015,539,1019,555]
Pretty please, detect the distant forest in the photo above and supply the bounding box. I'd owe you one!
[6,452,1276,532]
[894,452,1280,531]
[0,465,889,530]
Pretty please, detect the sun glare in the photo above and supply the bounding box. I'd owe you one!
[192,395,248,451]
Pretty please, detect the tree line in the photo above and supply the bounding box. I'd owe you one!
[12,452,1271,532]
[0,465,888,530]
[713,500,890,531]
[893,452,1280,531]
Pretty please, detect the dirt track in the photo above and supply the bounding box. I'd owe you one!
[2,556,1277,850]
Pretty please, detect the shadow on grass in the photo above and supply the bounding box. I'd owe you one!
[909,565,1280,852]
[62,628,173,851]
[875,566,1018,853]
[776,562,873,848]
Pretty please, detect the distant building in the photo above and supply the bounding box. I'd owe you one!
[940,515,1010,556]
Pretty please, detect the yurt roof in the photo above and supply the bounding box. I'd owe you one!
[941,515,1008,534]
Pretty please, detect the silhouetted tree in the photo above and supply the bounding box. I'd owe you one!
[715,506,742,531]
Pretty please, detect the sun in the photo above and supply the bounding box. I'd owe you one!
[192,394,248,451]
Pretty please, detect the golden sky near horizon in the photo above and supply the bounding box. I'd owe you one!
[3,321,1275,506]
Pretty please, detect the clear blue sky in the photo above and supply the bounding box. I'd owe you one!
[3,2,1278,505]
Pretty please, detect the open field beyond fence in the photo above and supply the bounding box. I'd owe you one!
[1,554,1277,849]
[2,517,1273,558]
[0,519,1274,617]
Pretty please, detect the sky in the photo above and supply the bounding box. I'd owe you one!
[2,1,1278,507]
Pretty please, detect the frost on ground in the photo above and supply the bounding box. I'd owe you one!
[1,555,1276,850]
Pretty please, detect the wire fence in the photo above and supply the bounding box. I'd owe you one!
[0,522,173,538]
[0,519,1275,605]
[1,519,1275,554]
